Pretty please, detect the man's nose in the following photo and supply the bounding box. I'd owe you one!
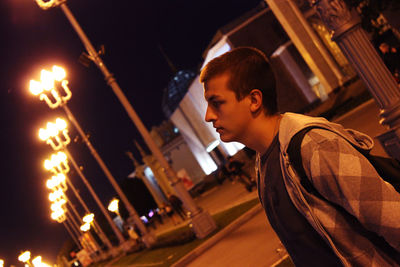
[205,106,216,123]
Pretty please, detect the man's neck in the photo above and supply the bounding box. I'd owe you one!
[243,114,282,154]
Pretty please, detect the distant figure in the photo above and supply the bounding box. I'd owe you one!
[167,193,187,221]
[218,163,233,183]
[228,156,256,192]
[379,42,400,84]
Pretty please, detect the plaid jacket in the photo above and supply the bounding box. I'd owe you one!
[258,113,400,266]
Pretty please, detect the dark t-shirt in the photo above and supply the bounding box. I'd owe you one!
[258,134,342,267]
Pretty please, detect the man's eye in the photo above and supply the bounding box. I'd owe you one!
[212,101,221,108]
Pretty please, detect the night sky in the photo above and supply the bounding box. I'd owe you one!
[0,0,262,265]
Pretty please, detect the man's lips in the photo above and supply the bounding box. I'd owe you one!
[215,127,223,133]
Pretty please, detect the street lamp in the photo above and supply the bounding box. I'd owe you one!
[29,65,71,109]
[18,251,31,266]
[30,67,156,248]
[49,189,67,223]
[38,118,70,150]
[82,213,94,224]
[107,198,120,216]
[33,1,216,238]
[81,213,95,234]
[32,256,51,267]
[46,173,68,192]
[44,151,70,174]
[80,222,91,232]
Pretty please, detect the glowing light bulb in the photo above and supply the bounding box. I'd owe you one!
[44,159,54,171]
[83,213,94,223]
[29,80,44,95]
[40,69,55,91]
[18,251,31,263]
[38,128,49,141]
[46,122,58,137]
[55,118,67,131]
[108,198,119,213]
[56,152,67,162]
[52,65,66,81]
[80,223,90,232]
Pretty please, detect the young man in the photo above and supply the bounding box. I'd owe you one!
[200,47,400,266]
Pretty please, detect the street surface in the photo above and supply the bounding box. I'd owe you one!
[186,207,284,267]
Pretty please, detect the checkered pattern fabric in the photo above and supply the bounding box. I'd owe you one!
[275,113,400,266]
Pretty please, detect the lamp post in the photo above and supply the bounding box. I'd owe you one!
[30,66,156,247]
[33,0,216,238]
[39,126,123,254]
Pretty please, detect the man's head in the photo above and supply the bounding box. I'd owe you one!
[379,42,390,54]
[201,47,277,144]
[200,47,277,114]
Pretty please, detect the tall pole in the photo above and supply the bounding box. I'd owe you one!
[63,220,83,250]
[308,0,400,160]
[65,210,82,243]
[57,2,216,238]
[60,104,155,246]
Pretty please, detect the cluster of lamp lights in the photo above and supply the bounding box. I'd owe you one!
[43,150,69,223]
[18,251,51,267]
[80,213,95,232]
[37,113,70,222]
[39,118,70,151]
[29,65,71,109]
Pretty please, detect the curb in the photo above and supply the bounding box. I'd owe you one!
[171,203,263,267]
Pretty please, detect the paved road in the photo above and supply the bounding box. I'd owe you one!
[186,206,284,267]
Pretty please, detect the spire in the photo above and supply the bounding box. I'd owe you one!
[134,140,148,158]
[158,44,177,75]
[125,150,140,167]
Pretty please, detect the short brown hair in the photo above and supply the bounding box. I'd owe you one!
[200,47,277,114]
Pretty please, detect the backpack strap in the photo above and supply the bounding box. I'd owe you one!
[287,126,325,197]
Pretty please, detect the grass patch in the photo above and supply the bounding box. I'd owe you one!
[93,197,259,266]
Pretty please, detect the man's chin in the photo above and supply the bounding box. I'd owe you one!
[219,134,235,143]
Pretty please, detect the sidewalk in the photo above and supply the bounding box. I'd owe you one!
[149,180,259,237]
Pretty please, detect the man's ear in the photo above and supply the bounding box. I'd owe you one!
[249,89,263,113]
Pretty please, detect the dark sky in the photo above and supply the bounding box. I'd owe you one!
[0,0,261,265]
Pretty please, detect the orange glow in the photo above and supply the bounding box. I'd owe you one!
[40,69,55,91]
[29,80,43,96]
[18,251,31,263]
[52,65,66,81]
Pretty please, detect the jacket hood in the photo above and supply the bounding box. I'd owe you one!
[278,112,374,153]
